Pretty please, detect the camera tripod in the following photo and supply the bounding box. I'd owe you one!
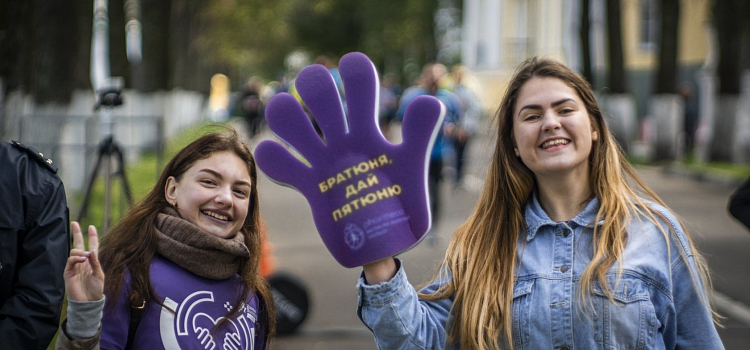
[77,134,133,233]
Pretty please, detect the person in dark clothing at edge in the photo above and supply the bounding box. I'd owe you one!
[729,176,750,231]
[0,140,70,349]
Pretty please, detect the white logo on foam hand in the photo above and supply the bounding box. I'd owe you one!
[344,223,366,250]
[159,291,256,349]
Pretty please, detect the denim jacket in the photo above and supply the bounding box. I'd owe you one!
[357,196,724,349]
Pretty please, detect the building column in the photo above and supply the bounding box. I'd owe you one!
[462,0,480,69]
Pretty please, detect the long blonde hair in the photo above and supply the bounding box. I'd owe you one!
[420,57,715,350]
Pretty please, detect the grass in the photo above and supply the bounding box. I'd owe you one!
[681,158,750,181]
[629,152,750,183]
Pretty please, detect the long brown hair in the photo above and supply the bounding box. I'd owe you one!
[99,127,275,346]
[420,57,714,349]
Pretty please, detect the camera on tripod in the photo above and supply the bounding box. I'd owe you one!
[94,77,124,111]
[78,75,132,233]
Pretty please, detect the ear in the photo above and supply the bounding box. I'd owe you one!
[165,176,178,206]
[592,129,599,141]
[514,148,520,157]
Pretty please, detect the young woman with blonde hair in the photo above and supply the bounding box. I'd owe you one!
[56,129,274,350]
[358,58,724,349]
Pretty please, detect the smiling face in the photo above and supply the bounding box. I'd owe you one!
[512,77,598,179]
[165,151,252,239]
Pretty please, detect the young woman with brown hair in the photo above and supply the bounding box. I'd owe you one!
[358,58,724,349]
[56,129,274,350]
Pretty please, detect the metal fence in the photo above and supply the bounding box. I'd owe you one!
[18,114,164,193]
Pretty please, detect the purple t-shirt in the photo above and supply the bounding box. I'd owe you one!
[100,255,264,350]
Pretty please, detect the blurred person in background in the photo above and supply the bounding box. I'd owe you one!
[396,63,463,234]
[233,76,267,137]
[0,140,69,349]
[208,74,231,122]
[678,81,698,154]
[449,65,483,188]
[378,73,401,141]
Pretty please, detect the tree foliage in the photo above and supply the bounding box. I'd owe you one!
[0,0,440,102]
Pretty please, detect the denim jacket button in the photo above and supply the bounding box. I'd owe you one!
[558,346,570,350]
[563,229,571,237]
[560,265,569,273]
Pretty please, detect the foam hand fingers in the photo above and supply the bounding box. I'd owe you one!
[339,52,381,139]
[265,93,326,158]
[400,95,445,151]
[295,65,348,144]
[255,140,312,192]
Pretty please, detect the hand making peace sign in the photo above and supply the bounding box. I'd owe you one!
[64,222,105,302]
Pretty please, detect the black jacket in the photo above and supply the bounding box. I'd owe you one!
[0,140,70,349]
[729,175,750,231]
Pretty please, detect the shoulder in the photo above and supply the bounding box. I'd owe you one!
[2,140,59,174]
[630,200,693,259]
[0,141,64,223]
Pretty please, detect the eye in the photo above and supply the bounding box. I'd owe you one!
[200,179,216,186]
[523,114,540,121]
[559,108,574,114]
[233,188,248,197]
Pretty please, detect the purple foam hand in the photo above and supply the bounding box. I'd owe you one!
[255,52,445,268]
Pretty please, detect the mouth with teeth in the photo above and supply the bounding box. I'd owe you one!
[541,138,570,149]
[201,210,230,221]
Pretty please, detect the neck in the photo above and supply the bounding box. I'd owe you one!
[535,170,592,222]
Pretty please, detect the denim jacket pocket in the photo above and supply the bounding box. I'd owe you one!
[512,279,535,347]
[592,276,657,350]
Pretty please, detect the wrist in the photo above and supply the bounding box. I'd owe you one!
[66,296,105,339]
[363,257,397,285]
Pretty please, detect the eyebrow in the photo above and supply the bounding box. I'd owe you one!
[198,169,252,187]
[518,98,576,115]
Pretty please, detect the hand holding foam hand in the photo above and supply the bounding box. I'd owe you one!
[255,52,445,267]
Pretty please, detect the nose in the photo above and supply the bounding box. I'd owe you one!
[214,186,233,207]
[541,109,561,133]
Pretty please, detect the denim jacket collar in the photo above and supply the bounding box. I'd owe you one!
[524,193,603,242]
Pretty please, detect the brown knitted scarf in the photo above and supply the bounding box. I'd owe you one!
[155,207,249,280]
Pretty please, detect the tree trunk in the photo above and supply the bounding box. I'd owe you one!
[579,0,593,85]
[603,0,634,153]
[139,0,172,91]
[606,0,626,93]
[651,0,681,161]
[655,0,679,94]
[170,0,211,93]
[710,0,744,161]
[0,0,86,103]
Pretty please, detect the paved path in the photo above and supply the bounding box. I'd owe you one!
[244,120,750,349]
